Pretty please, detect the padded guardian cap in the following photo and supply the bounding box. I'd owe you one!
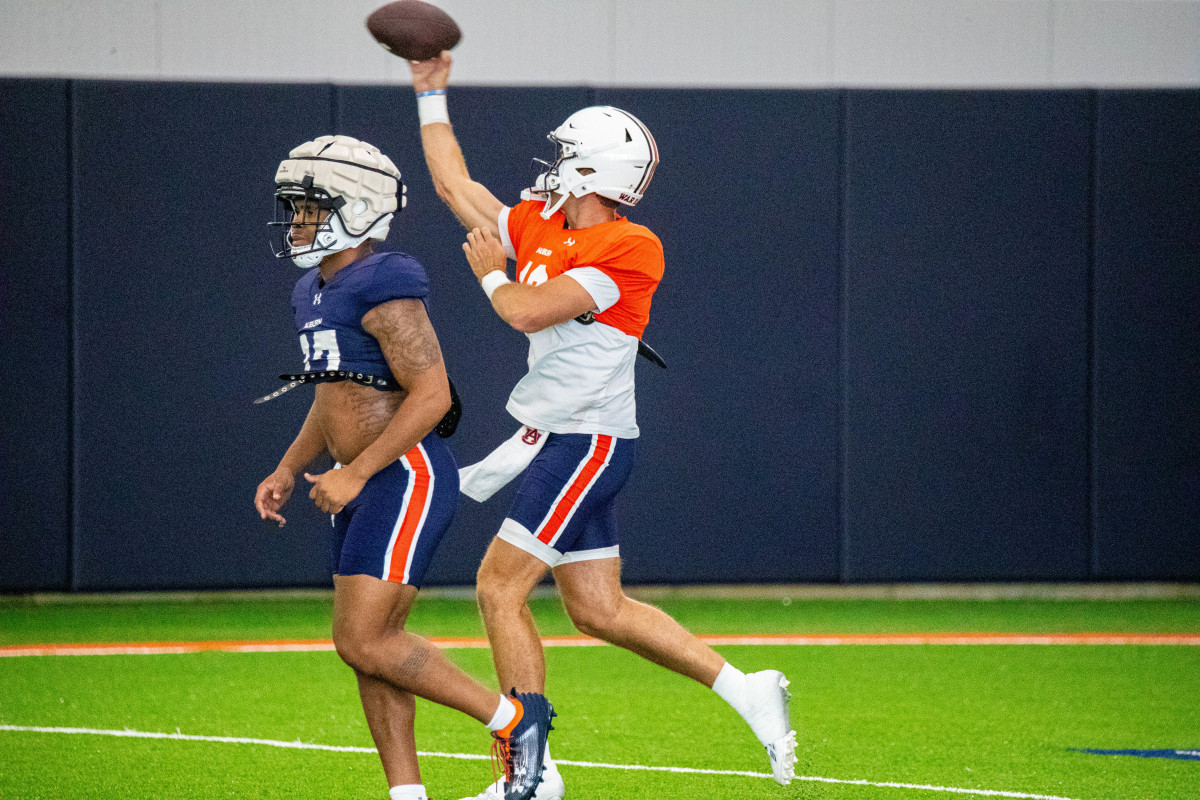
[271,135,405,268]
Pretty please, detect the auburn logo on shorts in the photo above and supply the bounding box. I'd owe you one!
[522,427,541,445]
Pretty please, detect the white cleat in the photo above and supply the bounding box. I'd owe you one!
[458,764,566,800]
[765,729,799,785]
[743,670,798,785]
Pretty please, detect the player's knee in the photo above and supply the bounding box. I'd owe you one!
[474,576,510,619]
[475,564,519,616]
[566,595,625,640]
[332,626,380,674]
[331,627,362,669]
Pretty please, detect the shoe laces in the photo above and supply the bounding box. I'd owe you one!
[490,731,513,786]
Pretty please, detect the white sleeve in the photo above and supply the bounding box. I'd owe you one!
[498,206,516,260]
[563,267,621,313]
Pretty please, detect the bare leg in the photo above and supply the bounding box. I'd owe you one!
[555,558,798,786]
[474,538,552,693]
[356,672,419,786]
[553,557,725,686]
[332,574,505,784]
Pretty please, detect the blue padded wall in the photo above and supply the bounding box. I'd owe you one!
[841,91,1093,581]
[4,82,1197,591]
[595,89,843,583]
[335,86,595,585]
[0,80,72,591]
[1092,91,1200,578]
[71,81,339,589]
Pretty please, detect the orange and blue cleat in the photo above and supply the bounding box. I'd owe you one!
[491,690,556,800]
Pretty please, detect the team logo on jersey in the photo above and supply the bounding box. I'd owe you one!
[313,293,322,305]
[521,427,541,445]
[564,238,575,247]
[536,247,553,256]
[575,311,595,325]
[302,318,323,329]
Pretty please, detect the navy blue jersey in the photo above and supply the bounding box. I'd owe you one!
[291,251,429,379]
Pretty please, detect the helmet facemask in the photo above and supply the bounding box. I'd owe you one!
[529,136,605,219]
[270,178,391,269]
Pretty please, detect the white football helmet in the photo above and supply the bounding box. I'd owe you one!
[530,106,659,220]
[270,135,406,268]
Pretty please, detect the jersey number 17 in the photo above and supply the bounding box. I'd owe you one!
[300,330,341,371]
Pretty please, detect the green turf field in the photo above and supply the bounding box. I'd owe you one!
[1,591,1197,799]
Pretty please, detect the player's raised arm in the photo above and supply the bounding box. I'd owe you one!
[408,53,504,237]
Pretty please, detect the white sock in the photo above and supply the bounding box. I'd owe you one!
[544,740,556,768]
[389,784,427,800]
[486,694,517,732]
[712,662,750,717]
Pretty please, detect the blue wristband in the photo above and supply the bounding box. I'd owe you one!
[416,89,446,98]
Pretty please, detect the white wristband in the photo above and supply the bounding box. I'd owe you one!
[417,92,449,126]
[480,270,511,301]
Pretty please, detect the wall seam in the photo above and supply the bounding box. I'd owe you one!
[67,79,78,591]
[837,88,849,584]
[1086,89,1100,579]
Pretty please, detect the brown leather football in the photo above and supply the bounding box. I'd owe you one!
[366,0,461,61]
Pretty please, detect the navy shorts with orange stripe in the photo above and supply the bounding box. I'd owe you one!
[497,432,637,567]
[332,431,458,587]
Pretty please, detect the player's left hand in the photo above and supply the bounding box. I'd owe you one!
[463,227,508,281]
[304,468,367,514]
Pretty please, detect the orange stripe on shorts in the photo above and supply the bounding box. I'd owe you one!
[386,445,432,583]
[537,435,613,545]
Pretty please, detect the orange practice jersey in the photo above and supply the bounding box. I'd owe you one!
[505,200,663,339]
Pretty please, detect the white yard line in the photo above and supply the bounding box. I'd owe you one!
[0,724,1084,800]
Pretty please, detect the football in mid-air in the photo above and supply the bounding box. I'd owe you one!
[366,0,461,61]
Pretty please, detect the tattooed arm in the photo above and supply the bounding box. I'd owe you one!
[303,298,451,513]
[353,298,451,477]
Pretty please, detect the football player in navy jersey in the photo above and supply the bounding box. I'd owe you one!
[253,135,553,800]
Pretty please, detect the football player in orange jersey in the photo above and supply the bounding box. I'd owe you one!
[408,53,798,799]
